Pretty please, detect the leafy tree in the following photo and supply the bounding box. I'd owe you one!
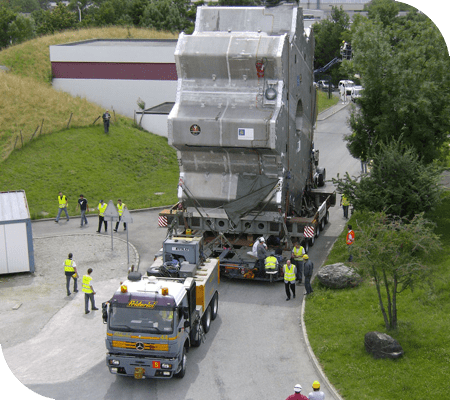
[364,0,399,27]
[35,3,77,35]
[0,6,17,48]
[346,12,450,165]
[8,14,35,45]
[140,0,191,32]
[312,6,350,84]
[10,0,40,13]
[129,0,148,25]
[218,0,262,5]
[333,140,443,219]
[354,211,440,330]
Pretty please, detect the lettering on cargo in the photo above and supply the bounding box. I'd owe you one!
[171,246,190,252]
[127,300,157,308]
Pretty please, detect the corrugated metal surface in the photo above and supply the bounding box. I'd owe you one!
[0,191,30,222]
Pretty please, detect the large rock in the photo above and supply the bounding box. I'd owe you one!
[316,263,361,289]
[364,331,404,359]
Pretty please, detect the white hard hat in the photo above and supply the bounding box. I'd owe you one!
[294,384,302,393]
[260,237,265,242]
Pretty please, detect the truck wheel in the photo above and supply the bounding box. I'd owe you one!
[324,211,330,224]
[174,347,187,379]
[309,235,315,247]
[190,322,202,347]
[211,293,219,320]
[320,218,325,231]
[303,241,309,253]
[202,305,211,333]
[315,225,320,238]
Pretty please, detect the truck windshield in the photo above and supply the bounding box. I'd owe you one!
[109,304,175,334]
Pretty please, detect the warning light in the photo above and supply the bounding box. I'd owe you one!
[121,285,128,293]
[162,287,169,296]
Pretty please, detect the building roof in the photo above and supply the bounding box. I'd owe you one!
[0,191,30,222]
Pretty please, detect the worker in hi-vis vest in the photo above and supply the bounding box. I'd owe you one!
[82,268,98,314]
[64,253,78,296]
[56,191,69,223]
[114,199,127,232]
[97,200,108,233]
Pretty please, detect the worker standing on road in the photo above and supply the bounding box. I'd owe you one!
[303,254,314,295]
[76,194,89,228]
[286,384,309,400]
[97,199,107,233]
[55,191,69,223]
[346,224,355,262]
[291,241,305,284]
[82,268,98,314]
[308,381,325,400]
[283,259,296,301]
[114,199,127,232]
[64,253,78,296]
[340,194,350,219]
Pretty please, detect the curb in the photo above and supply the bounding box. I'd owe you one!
[317,102,351,122]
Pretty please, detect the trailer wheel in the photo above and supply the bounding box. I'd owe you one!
[303,240,309,253]
[211,293,219,320]
[309,235,315,247]
[190,322,202,347]
[202,305,211,333]
[315,225,320,238]
[320,218,325,231]
[174,347,187,378]
[324,211,330,224]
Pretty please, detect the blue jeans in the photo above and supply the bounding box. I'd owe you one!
[85,293,96,313]
[80,210,88,226]
[66,274,77,295]
[56,207,69,222]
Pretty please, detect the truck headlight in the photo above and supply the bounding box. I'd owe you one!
[161,363,172,369]
[109,360,120,366]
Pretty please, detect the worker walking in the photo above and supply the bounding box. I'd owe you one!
[102,110,111,133]
[97,199,107,233]
[76,194,89,227]
[64,253,78,296]
[55,191,69,223]
[82,268,98,314]
[303,254,314,295]
[308,381,325,400]
[114,199,127,232]
[283,259,296,301]
[286,384,308,400]
[291,242,305,284]
[346,224,355,262]
[340,194,350,219]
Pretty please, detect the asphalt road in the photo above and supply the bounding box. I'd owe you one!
[1,102,360,400]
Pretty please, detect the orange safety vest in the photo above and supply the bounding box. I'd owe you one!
[346,230,355,245]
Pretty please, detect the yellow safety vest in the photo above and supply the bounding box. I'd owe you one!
[293,246,304,260]
[117,203,125,216]
[284,264,295,281]
[98,203,107,216]
[342,195,350,206]
[82,275,93,293]
[64,259,74,272]
[265,256,277,270]
[58,195,67,208]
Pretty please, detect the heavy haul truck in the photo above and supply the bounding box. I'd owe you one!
[159,3,336,281]
[103,236,219,379]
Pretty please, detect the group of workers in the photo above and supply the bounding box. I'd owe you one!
[63,253,98,314]
[252,237,315,300]
[55,192,127,233]
[286,381,325,400]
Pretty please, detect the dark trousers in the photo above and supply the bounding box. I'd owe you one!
[103,120,110,133]
[304,274,313,294]
[343,205,349,219]
[66,274,78,295]
[285,281,295,299]
[84,293,96,313]
[115,217,127,231]
[294,259,303,281]
[255,258,265,277]
[98,216,107,232]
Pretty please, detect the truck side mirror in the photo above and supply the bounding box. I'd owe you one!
[183,307,189,320]
[102,302,108,324]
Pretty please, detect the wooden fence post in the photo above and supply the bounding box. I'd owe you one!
[31,125,39,140]
[39,119,44,136]
[67,112,73,129]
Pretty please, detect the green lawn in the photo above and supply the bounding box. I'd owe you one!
[0,119,179,219]
[304,193,450,399]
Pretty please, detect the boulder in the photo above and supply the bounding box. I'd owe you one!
[364,331,404,359]
[316,263,361,289]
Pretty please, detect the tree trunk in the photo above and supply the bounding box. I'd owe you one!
[392,275,398,330]
[382,268,393,329]
[372,264,390,330]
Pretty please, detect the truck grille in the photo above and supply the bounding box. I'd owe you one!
[112,341,168,351]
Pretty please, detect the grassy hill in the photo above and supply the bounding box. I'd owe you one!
[0,27,177,161]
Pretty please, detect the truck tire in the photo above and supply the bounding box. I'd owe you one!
[309,235,315,247]
[174,347,187,379]
[202,305,211,333]
[303,240,309,254]
[320,217,325,231]
[315,224,320,238]
[190,322,202,347]
[324,211,330,224]
[211,293,219,320]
